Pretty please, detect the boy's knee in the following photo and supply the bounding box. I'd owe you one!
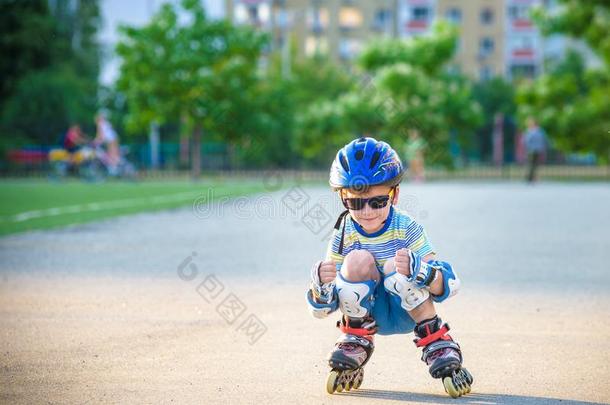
[341,249,378,282]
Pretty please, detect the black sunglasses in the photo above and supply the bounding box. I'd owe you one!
[342,189,396,210]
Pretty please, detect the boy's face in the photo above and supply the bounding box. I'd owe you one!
[341,184,399,233]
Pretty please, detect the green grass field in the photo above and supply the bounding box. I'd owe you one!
[0,178,272,236]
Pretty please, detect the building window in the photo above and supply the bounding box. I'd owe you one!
[445,7,462,24]
[480,8,494,24]
[480,65,493,81]
[508,4,529,20]
[307,6,329,33]
[234,4,249,24]
[339,38,362,60]
[480,37,495,55]
[510,64,536,79]
[305,36,329,57]
[258,3,270,23]
[247,5,259,22]
[339,6,363,29]
[234,3,270,26]
[512,35,534,49]
[412,7,429,21]
[372,9,392,32]
[406,5,431,33]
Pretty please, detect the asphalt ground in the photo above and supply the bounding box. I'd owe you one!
[1,182,609,404]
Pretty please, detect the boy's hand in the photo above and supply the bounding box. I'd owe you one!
[318,260,337,283]
[394,248,412,276]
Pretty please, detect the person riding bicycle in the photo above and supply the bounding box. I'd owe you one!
[93,112,120,176]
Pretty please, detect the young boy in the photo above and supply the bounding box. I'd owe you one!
[306,137,472,397]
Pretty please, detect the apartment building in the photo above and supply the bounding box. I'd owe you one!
[220,0,582,80]
[226,0,399,62]
[400,0,539,79]
[504,0,543,79]
[436,0,505,79]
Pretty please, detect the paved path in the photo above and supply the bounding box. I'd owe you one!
[1,182,609,404]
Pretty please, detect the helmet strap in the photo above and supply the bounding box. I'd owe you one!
[334,210,350,255]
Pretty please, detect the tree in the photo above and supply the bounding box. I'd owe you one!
[48,0,102,83]
[533,0,609,65]
[283,55,355,167]
[0,0,101,149]
[2,68,96,145]
[297,23,482,167]
[236,75,295,168]
[0,0,56,106]
[518,1,610,161]
[517,49,609,159]
[116,0,267,177]
[472,77,517,162]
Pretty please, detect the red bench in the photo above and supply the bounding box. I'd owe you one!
[7,149,49,165]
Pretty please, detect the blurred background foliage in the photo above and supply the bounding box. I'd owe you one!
[1,0,608,171]
[519,0,610,162]
[0,0,100,155]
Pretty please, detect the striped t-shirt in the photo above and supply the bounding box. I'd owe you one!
[326,206,435,269]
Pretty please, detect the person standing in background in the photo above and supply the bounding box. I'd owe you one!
[523,118,549,183]
[404,130,426,182]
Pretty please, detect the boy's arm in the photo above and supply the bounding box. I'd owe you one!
[419,252,461,303]
[305,229,344,319]
[403,220,460,303]
[422,253,443,296]
[305,260,339,318]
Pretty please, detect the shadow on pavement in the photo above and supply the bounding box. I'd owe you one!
[341,389,605,404]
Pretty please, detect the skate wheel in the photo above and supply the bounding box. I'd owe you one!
[443,376,460,398]
[326,370,339,394]
[458,368,472,394]
[344,373,352,392]
[462,368,474,385]
[353,370,363,390]
[336,383,344,393]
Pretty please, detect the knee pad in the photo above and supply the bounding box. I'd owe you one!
[383,270,430,311]
[335,272,376,319]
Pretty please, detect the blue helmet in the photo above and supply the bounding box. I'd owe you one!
[329,137,404,190]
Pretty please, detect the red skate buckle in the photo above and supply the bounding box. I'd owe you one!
[337,318,377,337]
[414,324,451,347]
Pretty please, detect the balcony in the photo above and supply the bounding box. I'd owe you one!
[405,19,429,34]
[512,18,533,29]
[510,48,536,62]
